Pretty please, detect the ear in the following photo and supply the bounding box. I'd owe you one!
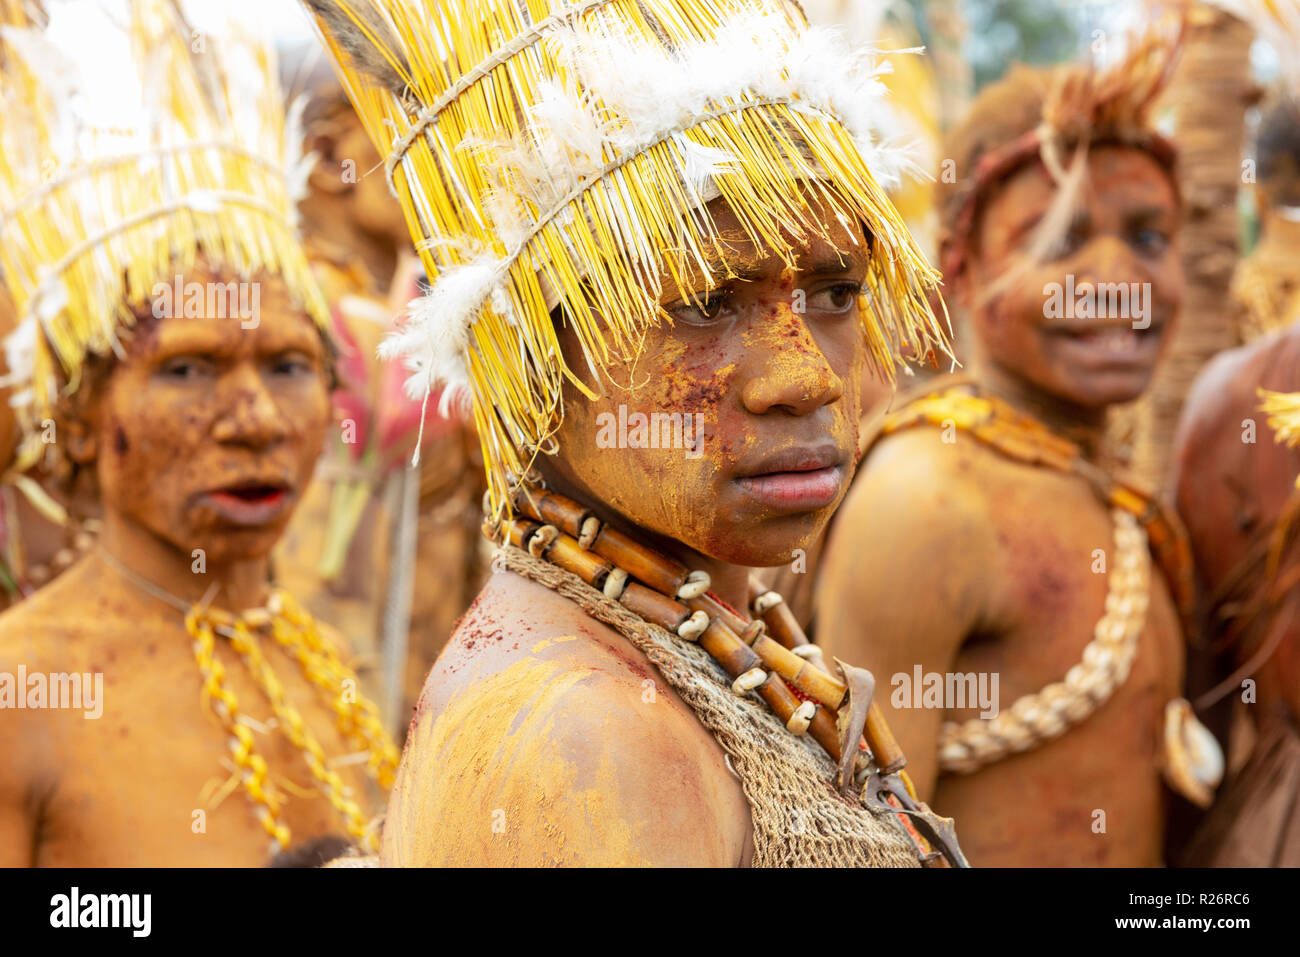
[306,125,354,196]
[56,382,101,468]
[62,415,98,467]
[938,235,974,312]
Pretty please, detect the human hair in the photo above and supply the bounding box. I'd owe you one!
[1255,94,1300,207]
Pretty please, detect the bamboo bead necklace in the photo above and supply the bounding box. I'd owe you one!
[485,482,970,868]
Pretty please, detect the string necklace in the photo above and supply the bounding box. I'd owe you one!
[97,546,399,853]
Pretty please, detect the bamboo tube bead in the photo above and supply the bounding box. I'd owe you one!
[754,671,800,726]
[512,487,591,536]
[810,709,842,760]
[698,618,762,678]
[756,593,808,650]
[546,533,614,591]
[750,633,846,710]
[691,591,751,633]
[590,525,689,597]
[502,518,542,551]
[619,581,693,633]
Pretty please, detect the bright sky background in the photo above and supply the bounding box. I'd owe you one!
[42,0,318,70]
[32,0,320,137]
[185,0,317,41]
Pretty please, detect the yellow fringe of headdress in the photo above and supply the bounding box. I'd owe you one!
[1260,387,1300,443]
[0,0,327,465]
[305,0,951,516]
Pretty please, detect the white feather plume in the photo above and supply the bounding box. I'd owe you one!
[379,258,504,401]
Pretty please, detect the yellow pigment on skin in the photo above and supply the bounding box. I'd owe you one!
[530,634,579,653]
[384,655,650,866]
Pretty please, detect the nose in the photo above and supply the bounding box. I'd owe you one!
[1073,234,1142,285]
[740,303,845,416]
[211,365,290,447]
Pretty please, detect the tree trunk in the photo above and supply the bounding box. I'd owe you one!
[924,0,973,130]
[1133,3,1256,489]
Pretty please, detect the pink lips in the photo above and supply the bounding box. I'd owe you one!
[734,445,845,511]
[202,486,291,526]
[736,466,844,510]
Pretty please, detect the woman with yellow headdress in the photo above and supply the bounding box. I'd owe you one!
[0,0,396,866]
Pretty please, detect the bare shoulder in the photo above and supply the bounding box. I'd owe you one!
[1175,338,1269,453]
[1170,332,1289,507]
[836,424,1000,560]
[0,558,101,669]
[382,569,752,866]
[0,558,103,857]
[818,421,1019,664]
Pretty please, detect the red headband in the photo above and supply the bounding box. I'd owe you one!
[942,128,1180,281]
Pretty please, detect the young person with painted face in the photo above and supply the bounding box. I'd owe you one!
[1171,94,1300,867]
[0,0,396,866]
[816,32,1226,867]
[306,0,967,867]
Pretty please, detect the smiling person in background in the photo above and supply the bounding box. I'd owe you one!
[0,0,395,866]
[817,28,1225,866]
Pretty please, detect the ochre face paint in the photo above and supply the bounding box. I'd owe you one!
[89,259,331,566]
[964,145,1184,411]
[541,193,868,570]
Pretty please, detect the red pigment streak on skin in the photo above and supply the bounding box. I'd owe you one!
[437,590,553,677]
[669,363,731,411]
[599,643,654,684]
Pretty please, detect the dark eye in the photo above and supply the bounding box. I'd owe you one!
[269,353,316,377]
[805,282,861,315]
[1057,223,1089,258]
[157,357,212,380]
[664,289,736,327]
[1130,228,1170,255]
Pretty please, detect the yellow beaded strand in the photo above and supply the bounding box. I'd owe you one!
[187,596,397,853]
[268,591,400,788]
[187,611,292,851]
[222,618,379,851]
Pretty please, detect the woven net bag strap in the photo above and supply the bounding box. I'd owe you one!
[495,545,920,867]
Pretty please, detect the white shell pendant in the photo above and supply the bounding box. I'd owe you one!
[1161,697,1224,808]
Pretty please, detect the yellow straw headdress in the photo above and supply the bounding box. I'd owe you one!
[0,0,327,462]
[304,0,951,515]
[1260,388,1300,488]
